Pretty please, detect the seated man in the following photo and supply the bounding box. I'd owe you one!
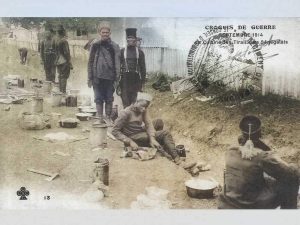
[218,115,299,209]
[112,92,190,167]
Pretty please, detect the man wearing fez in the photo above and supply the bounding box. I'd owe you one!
[56,25,73,93]
[88,21,121,125]
[119,28,146,108]
[218,115,299,209]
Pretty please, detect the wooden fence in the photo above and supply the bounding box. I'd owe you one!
[2,38,188,77]
[3,38,300,99]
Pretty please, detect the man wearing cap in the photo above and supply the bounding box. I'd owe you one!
[112,93,190,167]
[56,25,73,93]
[88,21,121,124]
[218,115,299,209]
[119,28,146,108]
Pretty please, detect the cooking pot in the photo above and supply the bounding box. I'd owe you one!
[59,118,79,128]
[82,108,97,116]
[185,178,218,199]
[76,113,92,121]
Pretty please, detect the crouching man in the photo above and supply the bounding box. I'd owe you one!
[218,115,299,209]
[112,92,191,167]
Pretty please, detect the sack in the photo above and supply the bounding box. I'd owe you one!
[18,111,50,130]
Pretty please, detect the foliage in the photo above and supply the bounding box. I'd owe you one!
[1,17,117,32]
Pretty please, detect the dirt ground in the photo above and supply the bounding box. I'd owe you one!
[0,42,299,209]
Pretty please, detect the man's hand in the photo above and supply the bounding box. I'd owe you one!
[129,140,139,151]
[88,80,93,88]
[150,137,161,148]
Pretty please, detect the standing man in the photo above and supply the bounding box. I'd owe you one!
[218,115,299,209]
[18,47,28,65]
[40,30,57,82]
[56,25,72,94]
[87,21,121,124]
[119,28,146,108]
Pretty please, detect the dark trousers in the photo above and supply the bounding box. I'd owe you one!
[44,64,56,82]
[129,130,178,159]
[121,72,142,108]
[57,63,70,93]
[19,51,27,64]
[93,78,115,104]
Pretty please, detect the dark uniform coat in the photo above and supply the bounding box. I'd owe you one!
[218,146,299,209]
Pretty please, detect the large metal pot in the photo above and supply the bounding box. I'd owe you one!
[76,113,92,121]
[185,179,218,199]
[59,118,79,128]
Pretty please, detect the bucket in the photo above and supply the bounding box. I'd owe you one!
[43,81,52,95]
[66,95,77,107]
[31,97,43,113]
[50,113,62,128]
[29,78,38,89]
[93,158,109,186]
[52,82,60,93]
[89,123,108,149]
[51,92,63,107]
[17,79,25,88]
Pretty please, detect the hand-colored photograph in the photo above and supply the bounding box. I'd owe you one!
[0,17,299,210]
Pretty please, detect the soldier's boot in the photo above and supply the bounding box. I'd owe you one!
[104,102,113,126]
[95,103,105,125]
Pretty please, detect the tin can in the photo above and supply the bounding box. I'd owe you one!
[93,158,109,186]
[176,144,186,157]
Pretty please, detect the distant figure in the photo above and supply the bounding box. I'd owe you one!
[55,25,72,93]
[218,115,299,209]
[18,48,28,64]
[119,28,146,108]
[40,30,57,82]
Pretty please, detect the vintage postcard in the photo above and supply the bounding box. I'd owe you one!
[0,17,299,212]
[0,0,300,224]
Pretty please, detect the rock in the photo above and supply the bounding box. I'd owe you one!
[131,187,171,209]
[82,189,104,202]
[43,132,75,142]
[4,105,11,111]
[145,186,169,201]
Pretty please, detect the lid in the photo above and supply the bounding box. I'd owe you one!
[94,158,109,165]
[185,179,217,190]
[76,113,93,117]
[52,92,63,96]
[60,118,79,123]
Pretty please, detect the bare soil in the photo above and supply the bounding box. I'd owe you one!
[0,42,299,209]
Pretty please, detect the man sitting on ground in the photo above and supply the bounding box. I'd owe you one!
[218,115,299,209]
[112,92,194,168]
